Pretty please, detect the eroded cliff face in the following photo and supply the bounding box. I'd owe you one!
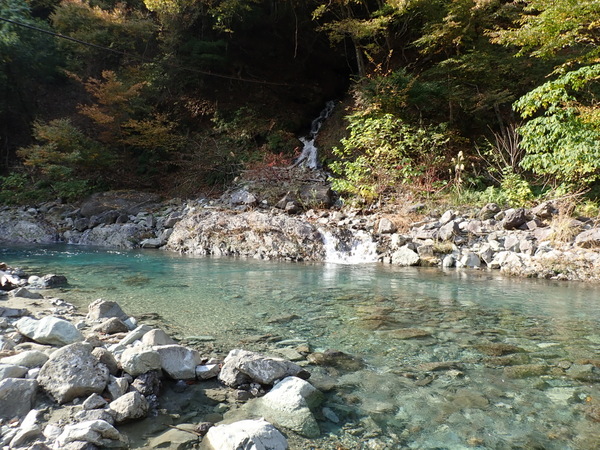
[165,209,325,261]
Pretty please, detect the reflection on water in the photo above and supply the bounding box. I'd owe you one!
[2,244,600,449]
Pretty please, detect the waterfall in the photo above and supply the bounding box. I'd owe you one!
[293,101,335,169]
[320,229,379,264]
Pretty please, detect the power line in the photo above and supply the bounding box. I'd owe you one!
[0,15,292,86]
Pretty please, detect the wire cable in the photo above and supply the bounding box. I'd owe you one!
[0,15,293,86]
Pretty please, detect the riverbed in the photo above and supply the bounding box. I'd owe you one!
[2,244,599,449]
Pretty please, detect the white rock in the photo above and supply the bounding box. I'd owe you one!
[0,363,28,380]
[108,391,149,423]
[0,378,37,420]
[153,344,203,380]
[196,364,220,380]
[202,419,288,450]
[0,350,49,368]
[141,328,176,346]
[119,345,162,376]
[247,376,322,438]
[16,316,84,346]
[55,419,126,448]
[391,246,420,266]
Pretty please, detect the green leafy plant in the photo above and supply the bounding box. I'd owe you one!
[329,112,449,203]
[514,64,600,190]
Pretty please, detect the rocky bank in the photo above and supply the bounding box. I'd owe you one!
[1,269,361,449]
[2,189,600,281]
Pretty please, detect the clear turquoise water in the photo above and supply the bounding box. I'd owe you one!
[2,244,600,449]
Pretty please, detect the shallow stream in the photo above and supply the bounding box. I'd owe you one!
[2,245,599,449]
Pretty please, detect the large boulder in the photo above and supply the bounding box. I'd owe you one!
[0,378,37,420]
[201,419,288,450]
[575,228,600,248]
[153,344,203,380]
[38,342,110,404]
[247,377,322,438]
[218,349,310,388]
[165,210,325,261]
[15,316,84,346]
[108,391,149,423]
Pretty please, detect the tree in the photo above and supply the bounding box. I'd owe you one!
[0,0,62,171]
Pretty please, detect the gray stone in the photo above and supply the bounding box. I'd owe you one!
[248,376,322,438]
[390,246,420,266]
[479,203,500,220]
[154,344,203,380]
[108,391,149,423]
[0,363,28,380]
[91,348,119,375]
[0,378,37,420]
[439,210,456,225]
[0,350,49,368]
[38,342,110,404]
[196,364,220,380]
[74,409,116,425]
[9,287,43,299]
[87,299,128,322]
[0,306,28,317]
[503,208,528,230]
[83,393,108,410]
[457,252,481,269]
[141,328,176,346]
[202,419,288,450]
[219,349,309,388]
[92,317,129,335]
[376,218,397,234]
[16,316,84,346]
[438,221,460,241]
[575,228,600,248]
[119,346,162,376]
[55,419,126,448]
[105,376,129,401]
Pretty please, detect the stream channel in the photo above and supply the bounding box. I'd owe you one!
[2,244,600,449]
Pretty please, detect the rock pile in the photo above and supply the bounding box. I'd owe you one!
[0,269,335,449]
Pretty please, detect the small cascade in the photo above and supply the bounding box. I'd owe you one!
[320,228,379,264]
[293,101,335,169]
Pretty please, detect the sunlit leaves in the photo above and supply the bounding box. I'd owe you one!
[514,64,600,187]
[491,0,600,64]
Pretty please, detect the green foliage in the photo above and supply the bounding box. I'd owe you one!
[329,112,449,203]
[514,64,600,188]
[491,0,600,64]
[50,0,157,74]
[14,119,108,201]
[499,168,533,207]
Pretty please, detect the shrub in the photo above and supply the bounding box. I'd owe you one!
[329,112,449,203]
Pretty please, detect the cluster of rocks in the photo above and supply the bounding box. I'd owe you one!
[3,189,600,280]
[0,270,340,449]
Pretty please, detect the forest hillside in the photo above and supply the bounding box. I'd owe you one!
[2,0,600,214]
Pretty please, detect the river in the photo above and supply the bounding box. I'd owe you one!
[2,244,599,449]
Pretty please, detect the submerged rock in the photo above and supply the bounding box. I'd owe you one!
[247,376,322,438]
[219,349,310,388]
